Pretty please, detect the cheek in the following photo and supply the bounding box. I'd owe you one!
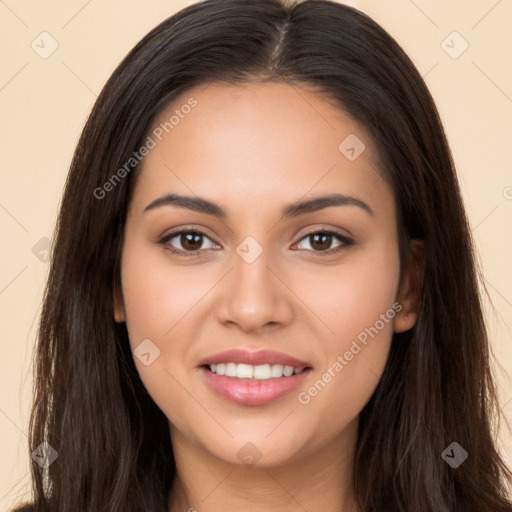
[296,241,401,347]
[120,240,201,345]
[119,248,200,416]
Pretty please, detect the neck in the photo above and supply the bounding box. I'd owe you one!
[168,418,360,512]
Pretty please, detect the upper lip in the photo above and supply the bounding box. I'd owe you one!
[198,349,312,368]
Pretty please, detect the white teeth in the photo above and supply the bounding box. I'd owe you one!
[236,364,254,379]
[270,364,283,378]
[208,362,307,380]
[225,362,237,377]
[283,366,294,377]
[253,364,269,379]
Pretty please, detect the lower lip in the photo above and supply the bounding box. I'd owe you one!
[200,366,312,406]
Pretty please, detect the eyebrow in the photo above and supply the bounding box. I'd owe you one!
[143,192,374,218]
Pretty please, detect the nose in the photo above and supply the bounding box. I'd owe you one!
[215,245,294,334]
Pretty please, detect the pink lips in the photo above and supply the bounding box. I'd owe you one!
[198,349,313,406]
[197,348,311,368]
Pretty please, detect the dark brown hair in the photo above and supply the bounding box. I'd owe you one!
[14,0,512,510]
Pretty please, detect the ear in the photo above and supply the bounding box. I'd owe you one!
[113,281,126,323]
[394,239,425,333]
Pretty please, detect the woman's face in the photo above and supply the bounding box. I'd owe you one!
[115,81,418,468]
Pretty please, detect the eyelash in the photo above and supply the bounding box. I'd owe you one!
[157,227,354,258]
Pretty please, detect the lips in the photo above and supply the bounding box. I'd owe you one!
[197,348,312,369]
[198,348,313,406]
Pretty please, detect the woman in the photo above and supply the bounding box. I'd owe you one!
[12,0,512,510]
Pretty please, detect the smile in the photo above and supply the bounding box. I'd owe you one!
[198,348,313,405]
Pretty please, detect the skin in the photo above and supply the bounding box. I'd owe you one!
[114,81,423,512]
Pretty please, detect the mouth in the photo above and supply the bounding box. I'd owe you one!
[198,349,313,406]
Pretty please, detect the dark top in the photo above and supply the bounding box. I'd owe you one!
[10,504,34,511]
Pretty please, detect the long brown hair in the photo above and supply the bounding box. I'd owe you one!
[14,0,512,510]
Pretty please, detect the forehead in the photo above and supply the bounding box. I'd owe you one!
[132,81,392,218]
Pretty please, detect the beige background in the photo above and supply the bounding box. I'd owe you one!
[1,0,511,508]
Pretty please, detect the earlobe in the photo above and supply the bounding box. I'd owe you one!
[394,239,425,333]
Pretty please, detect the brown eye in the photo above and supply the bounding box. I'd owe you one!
[307,233,334,251]
[159,229,219,256]
[294,229,353,255]
[178,232,204,251]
